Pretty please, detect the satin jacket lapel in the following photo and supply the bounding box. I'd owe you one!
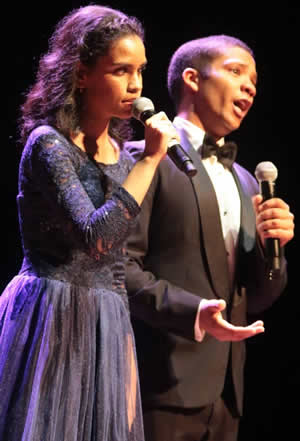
[179,130,231,300]
[232,165,256,254]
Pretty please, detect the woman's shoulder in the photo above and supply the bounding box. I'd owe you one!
[25,125,69,151]
[20,125,80,174]
[21,125,77,164]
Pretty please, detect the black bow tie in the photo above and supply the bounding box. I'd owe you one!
[201,134,238,168]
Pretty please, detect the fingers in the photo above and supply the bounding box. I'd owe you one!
[253,196,295,246]
[200,299,265,342]
[257,223,294,247]
[143,112,180,161]
[145,112,180,142]
[248,320,264,327]
[252,196,292,215]
[215,319,265,342]
[252,194,263,212]
[202,299,226,313]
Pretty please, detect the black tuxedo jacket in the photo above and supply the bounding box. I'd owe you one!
[125,131,287,416]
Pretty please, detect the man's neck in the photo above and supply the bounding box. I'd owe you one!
[176,110,226,143]
[174,115,225,148]
[176,109,205,132]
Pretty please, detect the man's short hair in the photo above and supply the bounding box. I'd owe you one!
[167,35,254,109]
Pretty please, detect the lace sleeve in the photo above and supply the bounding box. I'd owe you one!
[26,129,140,257]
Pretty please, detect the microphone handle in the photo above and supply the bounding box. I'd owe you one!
[260,180,275,200]
[139,110,197,177]
[168,141,197,177]
[260,180,281,278]
[139,109,156,123]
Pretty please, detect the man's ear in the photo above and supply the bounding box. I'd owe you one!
[182,67,200,93]
[76,61,89,89]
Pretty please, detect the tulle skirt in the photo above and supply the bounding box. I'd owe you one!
[0,275,144,441]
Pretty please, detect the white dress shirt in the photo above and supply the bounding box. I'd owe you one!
[173,117,241,341]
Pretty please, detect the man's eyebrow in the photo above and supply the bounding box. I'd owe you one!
[224,60,257,84]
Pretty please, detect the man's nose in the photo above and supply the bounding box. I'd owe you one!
[241,79,256,98]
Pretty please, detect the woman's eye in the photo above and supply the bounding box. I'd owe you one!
[114,67,127,75]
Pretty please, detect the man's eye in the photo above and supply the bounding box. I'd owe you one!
[231,67,240,75]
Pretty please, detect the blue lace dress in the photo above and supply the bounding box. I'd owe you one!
[0,125,144,441]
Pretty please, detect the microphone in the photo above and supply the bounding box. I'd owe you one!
[132,97,197,177]
[254,161,280,279]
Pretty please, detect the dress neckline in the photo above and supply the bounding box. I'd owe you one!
[70,137,123,167]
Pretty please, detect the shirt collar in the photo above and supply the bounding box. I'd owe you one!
[173,116,225,155]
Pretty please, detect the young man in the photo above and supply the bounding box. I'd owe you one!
[125,35,294,441]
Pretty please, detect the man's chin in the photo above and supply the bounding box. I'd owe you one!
[207,117,241,138]
[225,118,242,134]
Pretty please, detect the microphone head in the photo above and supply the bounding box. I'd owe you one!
[132,97,155,120]
[255,161,278,182]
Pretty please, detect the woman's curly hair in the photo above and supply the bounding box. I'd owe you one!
[19,5,144,146]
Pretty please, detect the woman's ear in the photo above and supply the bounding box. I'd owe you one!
[76,62,89,89]
[182,68,200,93]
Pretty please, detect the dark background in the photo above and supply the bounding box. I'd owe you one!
[3,2,298,440]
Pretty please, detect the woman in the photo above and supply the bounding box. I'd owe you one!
[0,5,179,440]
